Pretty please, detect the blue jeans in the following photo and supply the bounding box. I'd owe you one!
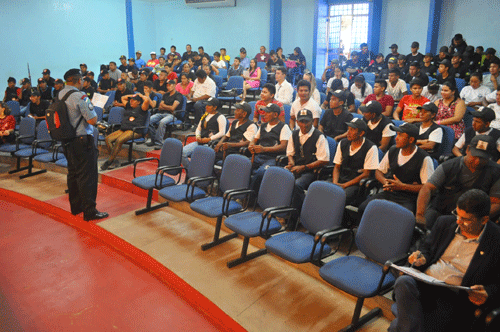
[149,112,175,143]
[181,141,200,168]
[292,171,316,210]
[250,154,277,194]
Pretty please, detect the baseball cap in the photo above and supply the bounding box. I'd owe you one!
[469,135,496,159]
[20,78,30,85]
[30,89,41,97]
[119,55,126,60]
[439,46,449,53]
[54,79,64,85]
[409,61,421,68]
[452,52,462,58]
[263,103,280,114]
[389,44,398,49]
[136,50,142,54]
[330,89,346,102]
[166,79,176,85]
[83,77,92,83]
[139,70,148,76]
[346,118,368,132]
[101,69,109,75]
[411,42,419,48]
[116,78,125,85]
[359,100,383,114]
[485,48,497,55]
[398,54,406,61]
[206,97,219,107]
[390,122,419,139]
[417,101,439,114]
[470,107,496,122]
[388,57,397,64]
[425,52,434,57]
[37,78,46,84]
[42,69,51,75]
[235,102,252,114]
[296,109,313,122]
[427,80,439,91]
[150,51,156,55]
[80,63,87,67]
[453,33,464,41]
[440,59,451,68]
[87,71,94,76]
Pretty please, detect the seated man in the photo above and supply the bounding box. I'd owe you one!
[360,100,396,152]
[397,54,408,77]
[135,51,146,69]
[101,94,150,170]
[266,52,284,73]
[483,58,500,92]
[119,72,134,92]
[421,52,438,78]
[385,44,400,64]
[344,51,362,79]
[390,189,500,332]
[19,78,32,108]
[86,71,98,90]
[52,79,64,100]
[113,79,133,108]
[181,97,226,168]
[97,70,116,94]
[481,48,499,73]
[227,57,244,78]
[147,80,183,147]
[393,78,430,123]
[333,118,378,205]
[487,88,500,130]
[386,69,408,105]
[153,70,168,95]
[255,46,270,64]
[42,69,55,88]
[359,122,434,214]
[433,46,450,66]
[289,80,321,129]
[416,135,500,230]
[452,107,500,163]
[404,61,429,86]
[146,52,159,68]
[214,102,257,161]
[187,70,216,129]
[449,52,469,80]
[274,67,294,105]
[118,55,129,73]
[365,53,387,77]
[436,59,453,85]
[37,78,53,103]
[253,83,285,123]
[153,56,167,76]
[286,109,329,209]
[248,103,292,192]
[134,70,148,94]
[28,90,50,124]
[406,41,424,66]
[319,90,353,141]
[210,52,227,70]
[81,77,95,99]
[416,102,444,160]
[108,61,122,82]
[379,56,396,80]
[361,79,394,117]
[164,63,178,82]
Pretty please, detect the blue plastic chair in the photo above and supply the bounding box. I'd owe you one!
[284,104,291,124]
[316,77,325,93]
[320,92,327,105]
[391,119,405,127]
[222,166,296,268]
[9,120,53,179]
[438,125,455,158]
[158,145,215,203]
[94,106,103,122]
[265,181,346,264]
[131,138,183,215]
[248,101,257,120]
[218,68,228,81]
[212,75,223,89]
[318,199,415,331]
[256,62,266,69]
[0,117,36,153]
[363,72,376,87]
[122,110,151,166]
[354,99,361,111]
[455,78,466,93]
[6,101,21,125]
[98,107,124,143]
[218,76,243,114]
[189,154,252,250]
[103,90,116,112]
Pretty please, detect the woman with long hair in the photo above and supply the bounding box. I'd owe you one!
[241,58,261,102]
[434,80,466,139]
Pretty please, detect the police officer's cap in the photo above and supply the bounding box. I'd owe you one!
[64,68,81,80]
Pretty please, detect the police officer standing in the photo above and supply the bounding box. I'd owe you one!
[61,69,108,221]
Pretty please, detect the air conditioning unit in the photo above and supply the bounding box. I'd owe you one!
[185,0,236,9]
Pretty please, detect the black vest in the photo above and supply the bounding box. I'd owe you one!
[258,121,285,156]
[228,119,254,143]
[200,112,222,138]
[434,157,500,213]
[365,115,392,147]
[463,127,500,161]
[418,123,443,159]
[292,128,322,166]
[386,146,428,186]
[339,138,375,183]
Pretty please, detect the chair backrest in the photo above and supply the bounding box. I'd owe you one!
[226,76,244,90]
[248,101,257,119]
[316,78,325,93]
[108,107,124,125]
[94,106,103,122]
[159,138,183,175]
[455,78,466,93]
[257,166,295,210]
[392,119,405,127]
[283,104,291,124]
[406,83,412,95]
[36,120,52,148]
[464,106,474,129]
[6,100,20,115]
[218,68,227,79]
[219,154,252,193]
[187,145,215,180]
[139,110,151,135]
[320,92,327,105]
[439,125,455,156]
[104,91,116,110]
[212,75,223,88]
[356,199,415,264]
[18,116,36,144]
[256,62,266,69]
[354,99,361,111]
[325,136,337,164]
[300,181,345,234]
[260,69,268,86]
[363,72,376,87]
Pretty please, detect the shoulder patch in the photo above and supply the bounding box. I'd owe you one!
[82,95,94,110]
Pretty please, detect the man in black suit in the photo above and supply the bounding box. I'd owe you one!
[389,189,500,332]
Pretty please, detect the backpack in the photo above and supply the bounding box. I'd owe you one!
[45,90,83,140]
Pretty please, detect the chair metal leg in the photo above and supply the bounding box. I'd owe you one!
[8,157,28,174]
[19,169,46,179]
[201,216,238,251]
[226,237,267,268]
[121,143,134,166]
[134,188,169,215]
[338,298,382,332]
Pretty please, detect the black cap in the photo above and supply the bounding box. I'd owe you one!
[132,94,143,102]
[31,89,40,97]
[330,89,346,102]
[470,107,496,122]
[388,57,397,64]
[140,70,148,76]
[411,42,419,48]
[119,55,126,60]
[7,77,16,83]
[240,47,246,54]
[83,77,92,83]
[453,33,463,41]
[485,48,497,55]
[351,51,358,56]
[116,78,125,85]
[296,109,313,122]
[80,63,87,67]
[64,68,82,80]
[359,100,383,114]
[263,103,281,114]
[167,79,176,85]
[87,71,94,76]
[398,54,406,61]
[206,97,219,107]
[390,122,419,139]
[346,118,368,132]
[42,69,51,75]
[20,78,30,85]
[417,101,439,113]
[235,102,252,114]
[427,80,439,91]
[389,44,398,49]
[54,79,64,85]
[425,52,434,57]
[37,78,45,84]
[452,52,462,58]
[439,46,449,53]
[469,135,496,159]
[101,69,109,75]
[440,59,451,68]
[410,61,421,68]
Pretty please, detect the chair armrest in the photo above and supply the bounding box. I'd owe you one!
[223,188,256,213]
[133,157,159,178]
[385,252,411,267]
[239,147,251,157]
[221,187,251,216]
[260,206,298,236]
[157,165,186,185]
[311,226,343,264]
[15,134,35,151]
[184,134,196,146]
[110,123,121,132]
[185,176,216,201]
[275,155,288,165]
[131,125,147,137]
[316,165,334,180]
[32,138,55,154]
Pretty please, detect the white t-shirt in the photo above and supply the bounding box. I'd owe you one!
[419,125,443,143]
[386,79,408,102]
[485,90,497,104]
[378,147,434,183]
[454,128,500,152]
[327,77,349,90]
[192,77,216,100]
[333,138,379,170]
[422,86,442,103]
[254,122,292,142]
[488,103,500,130]
[350,83,373,103]
[460,85,491,104]
[286,126,329,162]
[290,98,322,128]
[211,60,227,69]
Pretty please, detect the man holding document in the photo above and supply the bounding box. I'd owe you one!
[390,189,500,332]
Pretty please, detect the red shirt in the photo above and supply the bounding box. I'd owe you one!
[0,115,15,143]
[363,94,395,111]
[167,72,178,82]
[254,99,285,122]
[398,95,429,120]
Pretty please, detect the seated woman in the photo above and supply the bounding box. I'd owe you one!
[241,58,261,102]
[323,79,355,113]
[326,67,349,94]
[202,56,218,76]
[287,47,306,83]
[101,94,150,170]
[361,79,394,117]
[434,80,466,140]
[297,72,321,105]
[350,74,373,103]
[181,63,196,81]
[393,78,429,123]
[0,102,15,145]
[176,73,194,97]
[460,72,491,110]
[276,47,287,62]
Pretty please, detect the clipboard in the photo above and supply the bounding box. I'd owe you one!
[390,264,471,291]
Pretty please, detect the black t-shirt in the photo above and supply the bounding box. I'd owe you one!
[153,80,168,93]
[89,79,98,90]
[421,64,438,78]
[45,77,56,88]
[39,86,53,102]
[121,102,147,131]
[99,78,116,91]
[115,88,133,102]
[326,91,355,109]
[404,72,429,85]
[161,91,183,112]
[29,99,51,117]
[320,108,353,138]
[118,64,129,73]
[135,80,146,94]
[266,58,284,68]
[20,88,32,106]
[81,86,95,100]
[4,86,19,101]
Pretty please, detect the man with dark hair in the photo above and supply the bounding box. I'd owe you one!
[108,61,122,81]
[385,44,400,64]
[37,78,53,103]
[211,52,227,70]
[86,71,98,90]
[228,57,243,78]
[362,79,394,117]
[481,48,500,73]
[159,47,167,59]
[113,78,133,107]
[434,46,451,66]
[320,90,353,141]
[239,47,250,69]
[81,77,95,99]
[436,59,453,84]
[360,100,395,152]
[153,70,168,95]
[133,70,148,94]
[60,68,107,221]
[170,45,181,59]
[359,122,434,214]
[333,118,378,205]
[118,55,129,73]
[483,59,500,92]
[188,69,216,128]
[27,90,49,124]
[449,33,468,54]
[358,42,376,68]
[52,79,65,100]
[182,44,193,62]
[406,41,424,66]
[214,102,257,161]
[97,70,116,94]
[416,135,500,229]
[416,102,444,159]
[386,69,408,104]
[449,52,468,80]
[405,61,429,86]
[147,52,159,68]
[397,54,408,77]
[275,67,293,105]
[290,80,321,129]
[344,51,362,78]
[3,77,19,102]
[80,64,88,77]
[153,56,167,75]
[253,83,285,123]
[255,46,270,63]
[19,78,32,108]
[135,51,146,69]
[42,69,55,88]
[421,52,438,78]
[390,188,500,332]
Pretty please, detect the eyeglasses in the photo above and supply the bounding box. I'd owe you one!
[451,209,476,224]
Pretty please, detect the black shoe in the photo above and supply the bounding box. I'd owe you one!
[71,210,83,216]
[146,140,156,147]
[100,160,112,171]
[83,211,109,222]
